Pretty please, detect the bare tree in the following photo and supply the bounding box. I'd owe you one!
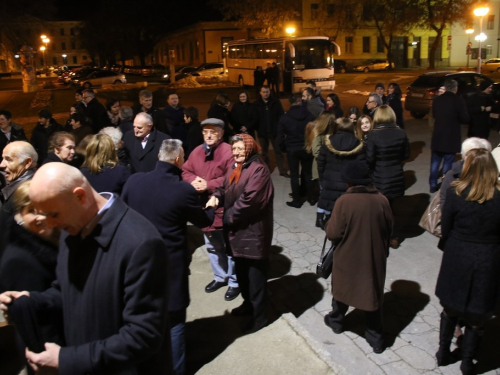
[306,0,360,42]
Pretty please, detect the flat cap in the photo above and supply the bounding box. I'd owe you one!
[200,118,224,129]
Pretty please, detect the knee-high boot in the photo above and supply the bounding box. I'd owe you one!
[436,311,458,366]
[460,326,483,375]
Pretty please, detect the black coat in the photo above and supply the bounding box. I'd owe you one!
[366,123,410,199]
[385,92,405,129]
[29,197,172,374]
[317,132,365,211]
[254,97,285,137]
[80,165,131,195]
[84,97,110,133]
[133,106,169,135]
[436,187,500,316]
[119,119,134,136]
[42,152,63,165]
[431,91,469,154]
[230,101,258,137]
[30,119,64,165]
[466,91,495,138]
[123,128,170,173]
[276,105,315,153]
[184,120,203,159]
[0,124,27,162]
[163,105,184,139]
[122,162,214,312]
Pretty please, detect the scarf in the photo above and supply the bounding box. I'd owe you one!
[228,134,261,185]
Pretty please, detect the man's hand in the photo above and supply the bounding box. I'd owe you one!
[26,343,60,373]
[191,176,208,193]
[205,196,219,209]
[0,291,30,324]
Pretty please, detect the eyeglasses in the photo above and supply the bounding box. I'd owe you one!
[367,100,376,104]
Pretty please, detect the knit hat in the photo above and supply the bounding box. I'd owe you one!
[201,118,224,129]
[479,80,492,91]
[341,161,372,185]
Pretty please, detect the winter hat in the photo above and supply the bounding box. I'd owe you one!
[479,80,492,91]
[341,161,372,186]
[201,118,224,129]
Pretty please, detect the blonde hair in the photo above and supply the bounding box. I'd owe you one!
[82,134,118,174]
[305,112,337,153]
[12,180,32,214]
[452,148,500,203]
[373,104,396,125]
[356,115,373,140]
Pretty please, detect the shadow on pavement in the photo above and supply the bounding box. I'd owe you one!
[268,245,292,280]
[340,280,430,348]
[393,193,430,243]
[406,140,426,163]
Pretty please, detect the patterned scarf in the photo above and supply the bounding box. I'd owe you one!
[228,134,261,185]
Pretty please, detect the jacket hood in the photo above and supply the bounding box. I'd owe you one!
[325,131,363,155]
[287,105,312,121]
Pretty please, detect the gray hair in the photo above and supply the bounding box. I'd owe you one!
[10,141,38,168]
[159,139,183,163]
[99,127,123,148]
[444,79,458,92]
[82,89,95,98]
[461,137,492,158]
[368,93,382,106]
[119,106,133,121]
[134,112,153,126]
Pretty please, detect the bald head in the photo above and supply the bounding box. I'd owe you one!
[30,163,106,235]
[0,141,37,182]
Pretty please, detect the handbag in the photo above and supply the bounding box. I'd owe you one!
[419,191,441,237]
[316,235,335,279]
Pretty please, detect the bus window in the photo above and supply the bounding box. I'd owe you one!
[292,39,333,69]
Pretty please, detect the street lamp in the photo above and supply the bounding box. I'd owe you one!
[466,28,474,69]
[285,27,296,37]
[473,6,489,73]
[62,54,67,65]
[39,46,46,68]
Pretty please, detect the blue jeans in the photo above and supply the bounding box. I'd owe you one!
[204,231,238,287]
[429,151,456,188]
[169,309,186,375]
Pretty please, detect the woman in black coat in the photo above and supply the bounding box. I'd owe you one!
[385,82,405,129]
[317,118,364,214]
[230,91,258,138]
[435,149,500,375]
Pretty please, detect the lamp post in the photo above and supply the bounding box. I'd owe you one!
[285,27,296,37]
[474,6,489,73]
[39,46,46,68]
[466,28,474,69]
[62,54,67,65]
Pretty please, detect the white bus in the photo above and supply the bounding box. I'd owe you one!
[225,36,341,93]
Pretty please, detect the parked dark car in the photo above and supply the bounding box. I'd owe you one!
[142,64,167,77]
[404,71,494,119]
[334,59,347,74]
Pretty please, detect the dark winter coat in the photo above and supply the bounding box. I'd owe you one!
[436,187,500,316]
[80,164,131,195]
[133,106,169,135]
[254,97,285,137]
[317,132,365,211]
[366,123,410,199]
[163,105,185,139]
[122,162,214,312]
[70,125,93,147]
[276,105,315,153]
[42,152,63,165]
[84,97,110,133]
[431,91,469,154]
[0,123,27,162]
[326,106,343,119]
[230,101,258,137]
[466,91,495,138]
[119,119,134,136]
[123,128,170,173]
[306,96,325,119]
[385,92,405,129]
[30,119,64,165]
[28,197,172,374]
[326,186,393,311]
[208,104,233,143]
[215,154,274,259]
[184,120,204,159]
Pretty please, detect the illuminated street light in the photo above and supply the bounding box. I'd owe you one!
[286,27,296,37]
[40,46,46,68]
[62,54,67,65]
[473,6,489,73]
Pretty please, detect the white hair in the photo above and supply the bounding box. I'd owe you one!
[10,141,38,168]
[135,112,153,126]
[461,137,492,158]
[99,127,123,148]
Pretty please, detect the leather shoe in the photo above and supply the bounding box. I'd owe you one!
[231,303,253,316]
[280,172,290,178]
[371,344,385,354]
[286,201,302,208]
[205,280,227,293]
[224,287,240,301]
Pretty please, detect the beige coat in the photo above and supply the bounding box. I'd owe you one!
[326,186,393,311]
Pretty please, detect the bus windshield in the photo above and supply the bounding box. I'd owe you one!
[289,39,333,70]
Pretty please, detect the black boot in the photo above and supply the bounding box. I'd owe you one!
[323,215,331,229]
[436,312,458,366]
[460,326,483,375]
[316,213,325,229]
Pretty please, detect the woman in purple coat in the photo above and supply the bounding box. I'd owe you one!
[211,134,274,334]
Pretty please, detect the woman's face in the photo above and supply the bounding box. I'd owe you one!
[70,106,77,115]
[19,205,51,237]
[360,117,372,133]
[239,93,247,103]
[110,101,120,115]
[326,97,333,107]
[349,114,357,123]
[55,139,76,162]
[183,114,192,124]
[232,141,246,164]
[388,85,395,95]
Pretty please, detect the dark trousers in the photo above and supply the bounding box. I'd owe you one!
[288,149,313,202]
[234,257,268,324]
[327,298,384,348]
[259,135,286,174]
[169,309,186,375]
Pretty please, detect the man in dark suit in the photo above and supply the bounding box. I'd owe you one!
[430,79,470,193]
[123,112,170,173]
[134,89,168,134]
[0,162,172,374]
[122,139,216,375]
[82,89,110,133]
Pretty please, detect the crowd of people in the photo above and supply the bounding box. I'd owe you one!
[0,75,499,375]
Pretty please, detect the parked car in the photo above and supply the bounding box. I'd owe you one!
[67,68,100,85]
[190,62,225,77]
[481,58,500,73]
[142,64,167,77]
[162,65,197,83]
[353,59,393,72]
[334,59,347,74]
[404,71,494,119]
[72,70,127,88]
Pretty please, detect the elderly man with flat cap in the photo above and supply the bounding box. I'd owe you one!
[0,163,172,374]
[182,118,239,301]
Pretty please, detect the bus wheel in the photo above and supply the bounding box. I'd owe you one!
[238,75,244,86]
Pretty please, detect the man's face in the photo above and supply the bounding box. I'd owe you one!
[376,87,385,97]
[202,125,222,146]
[366,96,378,111]
[0,145,30,182]
[260,88,270,101]
[133,117,153,138]
[302,90,311,102]
[82,93,93,104]
[140,96,153,110]
[0,115,11,131]
[39,117,49,127]
[168,94,179,108]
